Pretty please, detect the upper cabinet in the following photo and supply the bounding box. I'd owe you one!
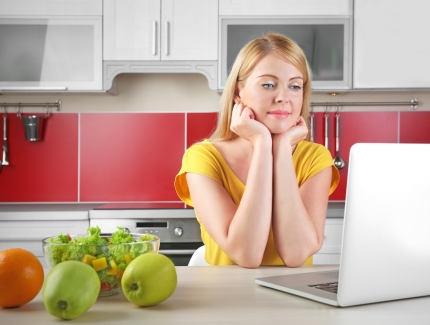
[103,0,219,90]
[3,0,430,93]
[0,0,103,92]
[219,0,351,16]
[218,0,353,91]
[353,0,430,89]
[104,0,218,61]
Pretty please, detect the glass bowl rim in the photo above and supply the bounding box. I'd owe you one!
[42,233,160,246]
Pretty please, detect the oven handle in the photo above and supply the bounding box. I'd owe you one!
[159,249,196,255]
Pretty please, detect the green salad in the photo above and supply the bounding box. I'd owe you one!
[44,226,158,291]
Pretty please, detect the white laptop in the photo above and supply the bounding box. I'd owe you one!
[255,143,430,307]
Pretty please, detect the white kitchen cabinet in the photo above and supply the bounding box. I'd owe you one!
[313,218,343,265]
[104,0,218,61]
[0,0,103,92]
[219,0,352,16]
[104,0,160,61]
[0,220,89,267]
[353,0,430,89]
[0,205,93,267]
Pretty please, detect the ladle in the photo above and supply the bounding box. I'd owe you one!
[309,106,315,142]
[324,104,329,149]
[333,104,345,169]
[2,107,9,166]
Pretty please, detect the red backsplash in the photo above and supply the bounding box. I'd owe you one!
[0,111,429,203]
[0,113,78,202]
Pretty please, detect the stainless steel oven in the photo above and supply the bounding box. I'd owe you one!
[89,204,202,266]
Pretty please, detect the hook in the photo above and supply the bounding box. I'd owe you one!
[3,106,7,118]
[17,103,22,119]
[45,103,51,119]
[336,102,340,116]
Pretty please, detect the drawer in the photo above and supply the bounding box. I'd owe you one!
[313,218,343,264]
[318,218,343,254]
[0,220,89,240]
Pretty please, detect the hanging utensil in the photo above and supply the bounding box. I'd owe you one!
[324,104,329,149]
[2,107,9,166]
[309,106,315,142]
[333,104,345,169]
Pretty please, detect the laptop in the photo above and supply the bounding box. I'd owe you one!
[255,143,430,307]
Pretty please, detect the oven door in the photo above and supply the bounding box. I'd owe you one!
[159,242,203,266]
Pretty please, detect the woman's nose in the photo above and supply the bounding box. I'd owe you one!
[276,89,289,103]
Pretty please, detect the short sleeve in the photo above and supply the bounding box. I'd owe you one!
[294,142,340,196]
[174,143,223,207]
[309,145,340,195]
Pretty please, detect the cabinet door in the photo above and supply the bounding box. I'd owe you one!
[161,0,218,61]
[353,0,430,89]
[0,17,102,91]
[104,0,161,60]
[313,218,343,265]
[219,0,351,16]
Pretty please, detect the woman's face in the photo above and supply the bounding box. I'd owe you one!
[236,53,304,134]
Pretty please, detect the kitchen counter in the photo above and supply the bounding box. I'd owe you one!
[0,203,190,220]
[1,265,429,325]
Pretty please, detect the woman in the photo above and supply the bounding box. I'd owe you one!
[175,33,339,268]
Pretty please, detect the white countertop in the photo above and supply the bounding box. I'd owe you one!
[0,202,346,220]
[1,265,429,325]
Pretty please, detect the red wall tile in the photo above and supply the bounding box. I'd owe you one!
[80,113,184,202]
[0,113,78,202]
[312,112,398,200]
[400,112,430,143]
[186,112,218,147]
[3,109,421,204]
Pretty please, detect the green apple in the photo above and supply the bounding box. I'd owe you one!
[122,253,177,306]
[42,260,100,320]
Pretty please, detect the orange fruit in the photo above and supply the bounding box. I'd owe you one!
[0,248,44,308]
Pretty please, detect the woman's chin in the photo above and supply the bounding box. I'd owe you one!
[267,124,293,134]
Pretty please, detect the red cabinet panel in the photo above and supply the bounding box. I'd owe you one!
[0,113,78,202]
[312,112,398,200]
[80,113,184,202]
[187,112,218,147]
[400,112,430,143]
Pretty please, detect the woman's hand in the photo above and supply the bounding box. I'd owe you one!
[273,116,308,149]
[230,102,271,145]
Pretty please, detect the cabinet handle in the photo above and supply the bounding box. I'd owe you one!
[159,249,196,255]
[165,21,170,56]
[0,87,67,91]
[152,21,157,56]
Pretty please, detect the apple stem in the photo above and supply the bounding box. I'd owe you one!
[58,300,68,310]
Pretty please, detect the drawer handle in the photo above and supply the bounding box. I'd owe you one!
[159,249,195,255]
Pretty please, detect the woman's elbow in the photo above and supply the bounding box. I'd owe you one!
[281,244,321,268]
[233,251,263,269]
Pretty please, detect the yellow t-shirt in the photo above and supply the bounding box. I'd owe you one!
[175,139,340,266]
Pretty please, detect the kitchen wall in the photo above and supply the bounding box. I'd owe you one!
[1,73,430,203]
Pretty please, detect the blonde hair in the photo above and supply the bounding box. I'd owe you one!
[209,33,312,142]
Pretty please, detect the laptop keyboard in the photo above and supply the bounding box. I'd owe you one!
[308,282,338,294]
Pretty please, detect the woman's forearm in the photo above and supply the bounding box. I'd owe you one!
[272,139,321,267]
[227,137,273,267]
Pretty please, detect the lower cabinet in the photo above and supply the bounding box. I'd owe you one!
[0,220,89,267]
[313,218,343,264]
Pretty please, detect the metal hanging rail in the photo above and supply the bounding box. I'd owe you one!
[310,98,418,110]
[0,99,62,112]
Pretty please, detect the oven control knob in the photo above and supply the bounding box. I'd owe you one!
[174,227,183,236]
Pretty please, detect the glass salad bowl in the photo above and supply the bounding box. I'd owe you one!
[42,227,160,297]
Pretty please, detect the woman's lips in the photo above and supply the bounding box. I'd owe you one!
[268,110,291,119]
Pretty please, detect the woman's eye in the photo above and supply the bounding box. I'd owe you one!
[262,83,275,89]
[290,85,302,91]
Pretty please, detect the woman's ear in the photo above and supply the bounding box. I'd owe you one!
[233,87,241,104]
